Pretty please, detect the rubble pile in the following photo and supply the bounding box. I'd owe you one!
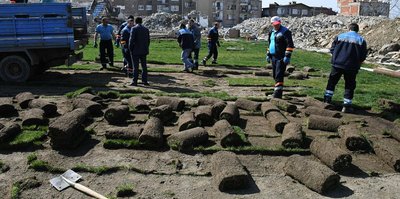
[143,12,182,32]
[233,15,400,65]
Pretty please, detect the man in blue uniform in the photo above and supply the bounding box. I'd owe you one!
[116,15,134,68]
[202,22,220,65]
[94,17,116,70]
[266,16,295,99]
[178,23,195,72]
[188,19,201,70]
[323,23,367,113]
[120,18,135,74]
[129,17,150,86]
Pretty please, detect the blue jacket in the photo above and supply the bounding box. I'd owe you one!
[189,24,201,49]
[121,25,132,49]
[177,28,194,50]
[330,31,367,70]
[207,26,219,46]
[129,24,150,56]
[268,26,294,60]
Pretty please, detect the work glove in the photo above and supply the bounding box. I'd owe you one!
[93,42,98,48]
[283,57,290,65]
[266,55,271,63]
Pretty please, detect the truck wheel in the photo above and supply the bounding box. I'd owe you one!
[0,55,31,82]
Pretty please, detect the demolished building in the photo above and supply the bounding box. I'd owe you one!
[338,0,390,17]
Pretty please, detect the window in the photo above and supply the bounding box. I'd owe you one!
[292,8,299,15]
[227,14,234,20]
[277,7,285,15]
[302,9,308,15]
[228,5,236,10]
[146,5,152,11]
[138,5,144,10]
[157,5,163,11]
[171,5,179,12]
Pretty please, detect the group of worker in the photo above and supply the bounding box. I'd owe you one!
[94,15,367,113]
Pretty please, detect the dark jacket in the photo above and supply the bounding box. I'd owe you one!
[207,26,219,45]
[129,24,150,56]
[116,21,128,43]
[330,31,367,70]
[189,24,201,49]
[268,26,294,59]
[121,25,132,49]
[177,28,194,50]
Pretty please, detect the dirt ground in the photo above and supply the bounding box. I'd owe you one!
[1,63,400,199]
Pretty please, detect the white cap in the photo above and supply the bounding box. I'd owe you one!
[271,16,281,25]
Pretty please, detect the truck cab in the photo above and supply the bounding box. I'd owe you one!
[0,3,88,82]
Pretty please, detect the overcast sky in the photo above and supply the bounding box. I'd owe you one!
[262,0,339,11]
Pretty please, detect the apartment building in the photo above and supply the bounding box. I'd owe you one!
[196,0,262,27]
[119,0,196,17]
[338,0,390,17]
[262,1,336,17]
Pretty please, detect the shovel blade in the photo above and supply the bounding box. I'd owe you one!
[50,169,82,191]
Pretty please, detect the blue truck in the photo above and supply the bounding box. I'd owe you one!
[0,3,88,82]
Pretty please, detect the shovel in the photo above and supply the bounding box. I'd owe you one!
[50,169,108,199]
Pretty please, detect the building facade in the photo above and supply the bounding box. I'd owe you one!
[120,0,196,17]
[338,0,390,17]
[262,1,336,17]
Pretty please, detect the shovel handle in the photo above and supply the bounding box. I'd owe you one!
[72,183,108,199]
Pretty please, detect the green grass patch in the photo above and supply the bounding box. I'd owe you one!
[28,159,65,173]
[72,164,122,175]
[11,182,21,199]
[232,126,250,145]
[103,139,143,149]
[202,79,217,87]
[65,87,93,98]
[97,90,120,99]
[148,67,182,73]
[1,126,47,149]
[116,183,136,197]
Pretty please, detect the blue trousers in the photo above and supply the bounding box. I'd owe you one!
[132,55,148,83]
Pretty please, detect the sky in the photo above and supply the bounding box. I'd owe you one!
[262,0,340,11]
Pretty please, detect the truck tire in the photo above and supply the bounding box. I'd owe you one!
[0,55,31,82]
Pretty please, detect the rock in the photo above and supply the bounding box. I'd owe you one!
[378,43,400,55]
[211,151,250,191]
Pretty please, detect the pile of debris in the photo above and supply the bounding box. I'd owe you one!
[233,15,400,66]
[143,12,182,32]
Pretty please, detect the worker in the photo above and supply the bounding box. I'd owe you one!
[120,18,135,75]
[188,19,201,70]
[266,16,295,99]
[323,23,367,113]
[178,23,195,72]
[129,17,150,86]
[94,17,116,70]
[202,22,220,66]
[116,15,134,68]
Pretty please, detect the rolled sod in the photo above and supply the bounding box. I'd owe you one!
[304,106,342,118]
[77,93,102,102]
[48,108,89,149]
[198,97,225,106]
[372,137,400,172]
[211,119,245,147]
[128,96,150,112]
[281,122,304,148]
[167,127,208,150]
[139,117,164,147]
[178,112,197,131]
[267,111,289,133]
[195,105,214,126]
[270,98,297,113]
[149,105,175,123]
[378,98,400,114]
[253,70,270,76]
[310,137,352,172]
[0,98,18,118]
[104,105,130,125]
[304,97,335,110]
[307,115,342,132]
[15,92,35,109]
[156,96,185,111]
[288,72,308,80]
[261,102,280,117]
[0,124,22,143]
[28,99,58,117]
[22,108,47,126]
[72,98,103,116]
[220,104,240,125]
[284,155,340,194]
[212,102,227,119]
[211,151,250,192]
[303,66,316,72]
[286,65,296,73]
[338,124,370,151]
[235,98,261,112]
[105,126,143,139]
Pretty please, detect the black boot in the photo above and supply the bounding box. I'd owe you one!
[323,95,332,103]
[273,89,283,99]
[342,104,354,113]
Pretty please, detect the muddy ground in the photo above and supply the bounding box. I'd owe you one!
[1,63,400,199]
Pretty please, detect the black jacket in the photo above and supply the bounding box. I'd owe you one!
[129,24,150,56]
[330,31,367,70]
[268,26,294,59]
[177,28,194,50]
